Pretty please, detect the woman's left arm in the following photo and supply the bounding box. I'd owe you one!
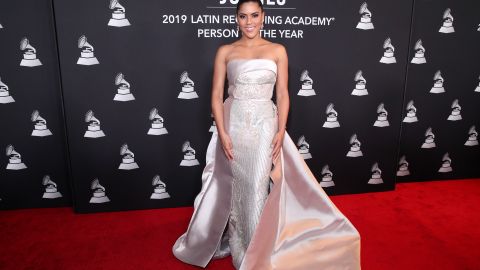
[271,44,290,162]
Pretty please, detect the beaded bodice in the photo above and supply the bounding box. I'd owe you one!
[227,59,277,101]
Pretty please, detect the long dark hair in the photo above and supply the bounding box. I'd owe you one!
[236,0,264,14]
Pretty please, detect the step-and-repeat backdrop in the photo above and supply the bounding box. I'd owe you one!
[0,1,71,210]
[1,0,479,212]
[397,0,480,182]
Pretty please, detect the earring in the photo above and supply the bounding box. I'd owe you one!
[236,25,239,31]
[261,23,264,29]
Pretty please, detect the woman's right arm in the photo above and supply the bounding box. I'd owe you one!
[211,45,234,160]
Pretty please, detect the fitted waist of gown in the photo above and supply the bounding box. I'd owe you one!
[227,95,277,121]
[227,97,277,124]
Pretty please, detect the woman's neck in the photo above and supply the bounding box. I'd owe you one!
[238,35,265,47]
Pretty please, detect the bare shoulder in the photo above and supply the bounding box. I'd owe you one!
[215,44,235,63]
[272,43,287,55]
[268,42,287,61]
[216,44,234,57]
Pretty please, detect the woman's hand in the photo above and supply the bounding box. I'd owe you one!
[219,132,234,161]
[271,130,285,163]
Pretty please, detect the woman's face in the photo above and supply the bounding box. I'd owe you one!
[237,2,264,39]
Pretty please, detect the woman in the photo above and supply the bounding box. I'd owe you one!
[173,1,361,269]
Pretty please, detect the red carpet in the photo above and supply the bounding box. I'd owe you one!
[0,179,479,270]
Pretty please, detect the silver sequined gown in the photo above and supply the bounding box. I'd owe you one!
[172,59,361,270]
[225,59,278,268]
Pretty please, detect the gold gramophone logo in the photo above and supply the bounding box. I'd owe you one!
[113,72,135,101]
[403,100,418,123]
[368,162,383,184]
[373,103,389,127]
[77,35,99,65]
[323,103,340,128]
[108,0,131,27]
[379,37,396,64]
[42,175,63,199]
[296,135,312,159]
[19,37,42,67]
[320,165,335,187]
[411,39,426,64]
[356,2,374,30]
[346,134,363,157]
[465,125,478,146]
[31,110,53,137]
[0,76,15,104]
[439,8,454,33]
[438,153,452,173]
[298,70,316,96]
[148,108,168,135]
[5,144,27,170]
[150,175,171,200]
[89,178,110,203]
[430,70,445,93]
[447,99,462,121]
[396,155,410,176]
[421,127,436,149]
[180,141,200,166]
[119,143,139,170]
[84,110,106,138]
[352,70,368,96]
[178,71,198,99]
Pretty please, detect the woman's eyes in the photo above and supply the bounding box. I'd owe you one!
[239,14,259,19]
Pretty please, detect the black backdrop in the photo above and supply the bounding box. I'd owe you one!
[0,0,479,213]
[397,0,480,182]
[0,0,71,210]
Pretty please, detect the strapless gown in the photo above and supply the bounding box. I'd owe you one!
[172,59,361,270]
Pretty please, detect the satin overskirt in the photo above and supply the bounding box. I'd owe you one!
[172,98,361,269]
